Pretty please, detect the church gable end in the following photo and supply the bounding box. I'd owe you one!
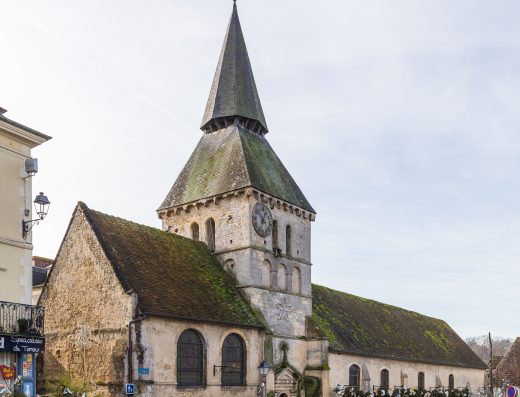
[40,203,134,390]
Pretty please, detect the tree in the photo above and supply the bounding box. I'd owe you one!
[465,336,513,363]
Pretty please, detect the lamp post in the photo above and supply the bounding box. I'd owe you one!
[259,360,270,397]
[22,192,51,239]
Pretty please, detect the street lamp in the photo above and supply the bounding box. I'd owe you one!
[22,192,51,239]
[259,360,270,397]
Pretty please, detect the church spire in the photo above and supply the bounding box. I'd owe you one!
[200,2,268,135]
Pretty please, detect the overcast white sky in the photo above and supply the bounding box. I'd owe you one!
[1,0,519,339]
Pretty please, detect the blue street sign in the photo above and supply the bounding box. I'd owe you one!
[125,383,135,395]
[137,367,150,375]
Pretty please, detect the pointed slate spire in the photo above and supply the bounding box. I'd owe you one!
[201,2,268,135]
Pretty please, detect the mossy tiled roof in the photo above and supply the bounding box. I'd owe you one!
[79,202,262,328]
[311,284,486,369]
[159,124,314,212]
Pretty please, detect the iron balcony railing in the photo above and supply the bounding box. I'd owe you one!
[0,300,44,337]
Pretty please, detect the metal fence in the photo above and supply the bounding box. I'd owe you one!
[0,300,44,336]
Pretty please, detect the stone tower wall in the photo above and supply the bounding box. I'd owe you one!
[160,189,314,337]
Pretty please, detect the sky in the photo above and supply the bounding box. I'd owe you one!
[1,0,519,339]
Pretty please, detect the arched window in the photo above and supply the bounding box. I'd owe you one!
[418,372,425,389]
[278,264,287,291]
[261,260,271,287]
[177,330,204,386]
[291,267,301,294]
[380,369,389,388]
[349,364,360,388]
[272,220,279,250]
[191,222,200,241]
[285,225,292,256]
[449,374,454,390]
[205,218,215,252]
[222,334,246,386]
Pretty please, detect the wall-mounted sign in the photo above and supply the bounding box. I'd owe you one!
[125,383,135,395]
[0,335,45,354]
[0,365,16,380]
[507,386,518,397]
[137,367,150,375]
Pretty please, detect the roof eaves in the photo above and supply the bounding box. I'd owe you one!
[328,347,488,369]
[0,115,52,141]
[158,185,316,215]
[143,311,264,330]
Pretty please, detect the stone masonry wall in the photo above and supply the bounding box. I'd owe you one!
[136,317,265,397]
[40,208,134,396]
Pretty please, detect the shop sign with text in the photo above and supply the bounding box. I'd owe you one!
[0,334,45,353]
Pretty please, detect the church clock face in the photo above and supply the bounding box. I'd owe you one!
[252,203,273,237]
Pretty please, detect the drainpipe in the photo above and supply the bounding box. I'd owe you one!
[128,317,144,385]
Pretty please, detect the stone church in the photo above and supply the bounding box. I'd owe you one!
[40,3,486,397]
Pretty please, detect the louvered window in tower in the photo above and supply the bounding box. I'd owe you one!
[285,225,291,256]
[272,220,278,250]
[191,222,200,241]
[205,218,215,252]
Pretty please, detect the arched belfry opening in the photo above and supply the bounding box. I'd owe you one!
[190,222,199,241]
[286,225,292,256]
[205,218,215,252]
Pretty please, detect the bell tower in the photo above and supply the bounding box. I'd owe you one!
[157,2,316,339]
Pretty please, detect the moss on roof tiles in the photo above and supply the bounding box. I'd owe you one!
[79,202,262,328]
[159,125,314,213]
[239,127,314,212]
[311,284,486,369]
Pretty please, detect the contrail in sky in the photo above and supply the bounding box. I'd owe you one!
[14,11,198,135]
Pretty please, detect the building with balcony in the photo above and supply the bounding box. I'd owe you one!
[0,108,50,396]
